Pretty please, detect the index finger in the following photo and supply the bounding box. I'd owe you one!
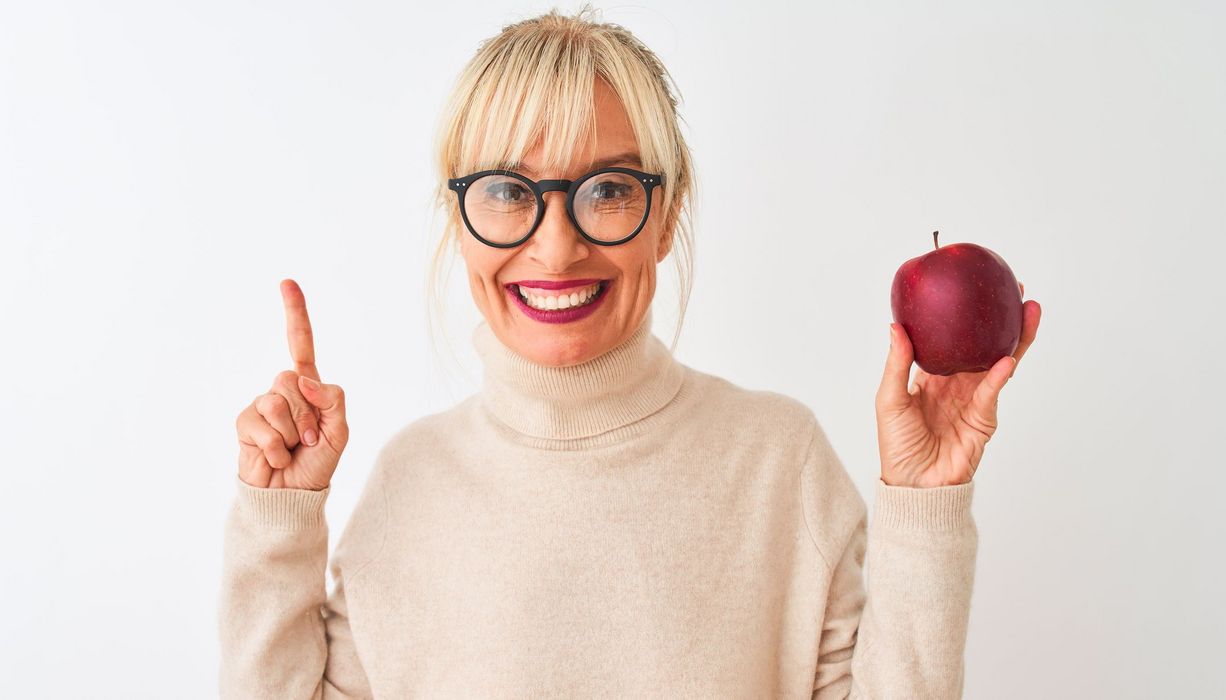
[280,278,320,381]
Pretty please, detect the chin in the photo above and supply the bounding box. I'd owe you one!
[526,337,600,368]
[498,326,597,367]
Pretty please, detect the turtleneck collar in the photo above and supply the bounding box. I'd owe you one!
[471,308,687,442]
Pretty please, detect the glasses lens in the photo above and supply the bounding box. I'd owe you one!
[573,172,647,243]
[463,174,538,244]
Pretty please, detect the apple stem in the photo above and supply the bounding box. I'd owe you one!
[933,230,940,250]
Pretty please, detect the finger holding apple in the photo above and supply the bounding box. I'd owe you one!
[1011,289,1042,371]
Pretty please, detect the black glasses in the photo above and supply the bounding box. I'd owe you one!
[447,167,664,248]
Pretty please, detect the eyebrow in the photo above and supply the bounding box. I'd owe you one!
[502,151,642,176]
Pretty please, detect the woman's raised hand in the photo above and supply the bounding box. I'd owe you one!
[874,281,1042,488]
[235,279,349,490]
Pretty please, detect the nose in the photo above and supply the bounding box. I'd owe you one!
[525,191,589,270]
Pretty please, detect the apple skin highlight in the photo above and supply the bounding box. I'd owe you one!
[890,232,1024,376]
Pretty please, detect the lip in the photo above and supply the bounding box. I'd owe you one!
[507,278,604,291]
[507,279,611,324]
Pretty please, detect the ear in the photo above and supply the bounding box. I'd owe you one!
[656,202,680,262]
[656,229,674,262]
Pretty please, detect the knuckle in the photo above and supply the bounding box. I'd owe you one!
[254,391,284,415]
[272,375,299,395]
[237,403,263,434]
[262,448,285,470]
[253,428,275,451]
[270,382,312,415]
[291,400,317,423]
[275,374,305,397]
[253,425,285,453]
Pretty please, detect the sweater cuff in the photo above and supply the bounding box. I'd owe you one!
[234,474,330,530]
[873,477,974,532]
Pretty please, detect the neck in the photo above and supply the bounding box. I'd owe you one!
[472,308,686,441]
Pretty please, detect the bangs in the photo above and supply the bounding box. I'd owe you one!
[453,33,600,177]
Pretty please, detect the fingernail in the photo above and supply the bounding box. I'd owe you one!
[888,325,894,346]
[301,376,320,390]
[303,428,318,446]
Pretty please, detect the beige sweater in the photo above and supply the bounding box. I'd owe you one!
[219,308,978,699]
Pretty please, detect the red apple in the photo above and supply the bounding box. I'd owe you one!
[890,231,1023,376]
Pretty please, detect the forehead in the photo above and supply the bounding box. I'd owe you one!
[516,79,639,175]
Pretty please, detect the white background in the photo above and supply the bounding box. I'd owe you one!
[2,1,1223,697]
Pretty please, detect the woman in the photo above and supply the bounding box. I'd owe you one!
[222,8,1041,698]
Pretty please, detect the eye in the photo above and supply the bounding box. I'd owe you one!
[591,182,632,200]
[483,181,531,203]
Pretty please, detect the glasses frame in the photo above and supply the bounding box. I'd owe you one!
[447,166,665,249]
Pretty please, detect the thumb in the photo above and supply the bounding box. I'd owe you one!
[297,375,346,430]
[877,323,914,412]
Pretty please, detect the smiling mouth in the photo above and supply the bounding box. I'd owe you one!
[509,280,609,311]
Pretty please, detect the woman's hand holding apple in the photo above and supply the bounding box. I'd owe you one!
[874,282,1042,487]
[234,279,349,491]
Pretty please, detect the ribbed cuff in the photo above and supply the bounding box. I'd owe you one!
[874,478,975,531]
[235,474,330,530]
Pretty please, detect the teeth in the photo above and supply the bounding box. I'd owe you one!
[517,282,603,311]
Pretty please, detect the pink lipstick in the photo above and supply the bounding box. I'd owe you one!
[506,279,611,324]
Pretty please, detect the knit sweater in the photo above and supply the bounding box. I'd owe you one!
[219,308,978,699]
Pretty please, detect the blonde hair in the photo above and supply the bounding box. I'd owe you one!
[425,4,697,365]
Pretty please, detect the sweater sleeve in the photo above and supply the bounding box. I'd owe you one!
[218,475,374,699]
[801,421,978,700]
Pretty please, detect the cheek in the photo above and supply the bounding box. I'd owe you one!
[461,239,500,277]
[607,238,659,281]
[461,245,514,297]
